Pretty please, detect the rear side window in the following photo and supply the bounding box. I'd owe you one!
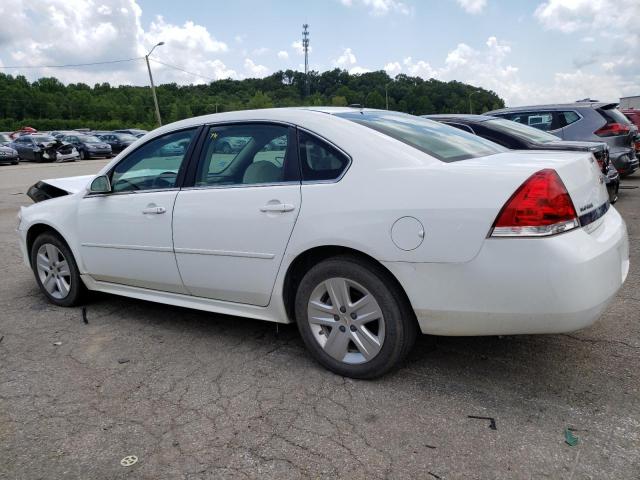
[503,111,557,131]
[298,131,350,181]
[337,111,505,162]
[559,111,581,126]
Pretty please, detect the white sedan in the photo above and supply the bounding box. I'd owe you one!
[17,108,629,378]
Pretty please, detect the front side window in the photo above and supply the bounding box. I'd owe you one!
[337,111,505,162]
[110,128,196,192]
[195,123,296,187]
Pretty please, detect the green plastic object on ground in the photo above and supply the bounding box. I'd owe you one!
[564,428,579,446]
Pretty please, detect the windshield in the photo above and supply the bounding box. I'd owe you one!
[336,111,506,162]
[32,135,56,143]
[485,118,560,143]
[79,135,101,143]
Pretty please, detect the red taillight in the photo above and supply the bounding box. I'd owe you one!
[490,169,579,237]
[594,122,630,137]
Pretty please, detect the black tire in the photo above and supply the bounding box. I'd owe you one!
[79,149,86,160]
[294,255,417,379]
[11,160,18,165]
[30,232,85,307]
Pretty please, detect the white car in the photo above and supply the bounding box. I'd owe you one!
[17,108,629,378]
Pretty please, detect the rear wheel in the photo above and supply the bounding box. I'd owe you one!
[79,149,86,160]
[295,256,417,379]
[30,233,84,307]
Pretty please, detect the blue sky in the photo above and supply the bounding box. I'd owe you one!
[0,0,638,106]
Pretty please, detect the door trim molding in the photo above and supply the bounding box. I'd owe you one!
[81,242,173,253]
[174,247,275,259]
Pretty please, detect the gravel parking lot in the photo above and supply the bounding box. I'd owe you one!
[1,160,638,479]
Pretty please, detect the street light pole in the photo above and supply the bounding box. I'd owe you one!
[385,81,392,110]
[468,90,478,114]
[145,41,164,127]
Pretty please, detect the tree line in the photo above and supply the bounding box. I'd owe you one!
[0,69,505,131]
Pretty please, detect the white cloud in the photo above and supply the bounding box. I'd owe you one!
[349,66,371,75]
[0,0,237,85]
[335,48,357,67]
[384,61,402,76]
[455,0,486,14]
[291,40,312,56]
[251,47,269,56]
[244,58,269,77]
[403,57,437,79]
[277,50,289,60]
[535,0,639,47]
[339,0,411,16]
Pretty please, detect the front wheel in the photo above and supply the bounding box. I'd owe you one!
[295,256,417,379]
[79,149,86,160]
[30,232,85,307]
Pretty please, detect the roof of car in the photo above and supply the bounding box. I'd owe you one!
[487,101,618,114]
[423,114,495,122]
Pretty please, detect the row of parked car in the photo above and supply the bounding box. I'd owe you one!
[423,101,639,204]
[0,128,147,165]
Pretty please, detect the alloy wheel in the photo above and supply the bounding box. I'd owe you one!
[307,277,385,364]
[36,243,72,299]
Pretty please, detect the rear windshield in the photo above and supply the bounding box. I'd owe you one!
[336,111,506,162]
[599,107,632,126]
[485,118,561,143]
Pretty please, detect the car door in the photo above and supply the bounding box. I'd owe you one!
[13,137,28,159]
[76,127,199,293]
[172,123,301,306]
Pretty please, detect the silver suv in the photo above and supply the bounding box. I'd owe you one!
[487,102,639,177]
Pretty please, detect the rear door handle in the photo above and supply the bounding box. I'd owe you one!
[260,203,295,213]
[142,206,166,214]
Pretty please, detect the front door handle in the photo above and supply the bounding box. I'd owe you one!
[260,203,295,213]
[142,205,166,214]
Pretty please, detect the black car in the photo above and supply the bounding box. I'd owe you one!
[113,128,148,137]
[62,134,112,159]
[425,114,620,203]
[0,144,19,164]
[98,132,138,153]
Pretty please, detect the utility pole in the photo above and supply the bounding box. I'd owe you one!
[145,41,164,127]
[302,24,310,98]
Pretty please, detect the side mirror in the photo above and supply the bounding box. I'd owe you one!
[89,175,111,193]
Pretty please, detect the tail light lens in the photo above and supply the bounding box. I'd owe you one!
[490,169,579,237]
[594,123,630,137]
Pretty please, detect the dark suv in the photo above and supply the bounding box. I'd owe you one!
[425,114,620,203]
[487,102,639,176]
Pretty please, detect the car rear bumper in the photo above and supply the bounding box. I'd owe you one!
[610,149,639,175]
[383,207,629,336]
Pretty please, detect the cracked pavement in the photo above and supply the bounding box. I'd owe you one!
[1,160,639,479]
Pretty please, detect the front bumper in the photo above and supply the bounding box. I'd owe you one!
[0,154,18,163]
[86,149,112,158]
[384,207,629,336]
